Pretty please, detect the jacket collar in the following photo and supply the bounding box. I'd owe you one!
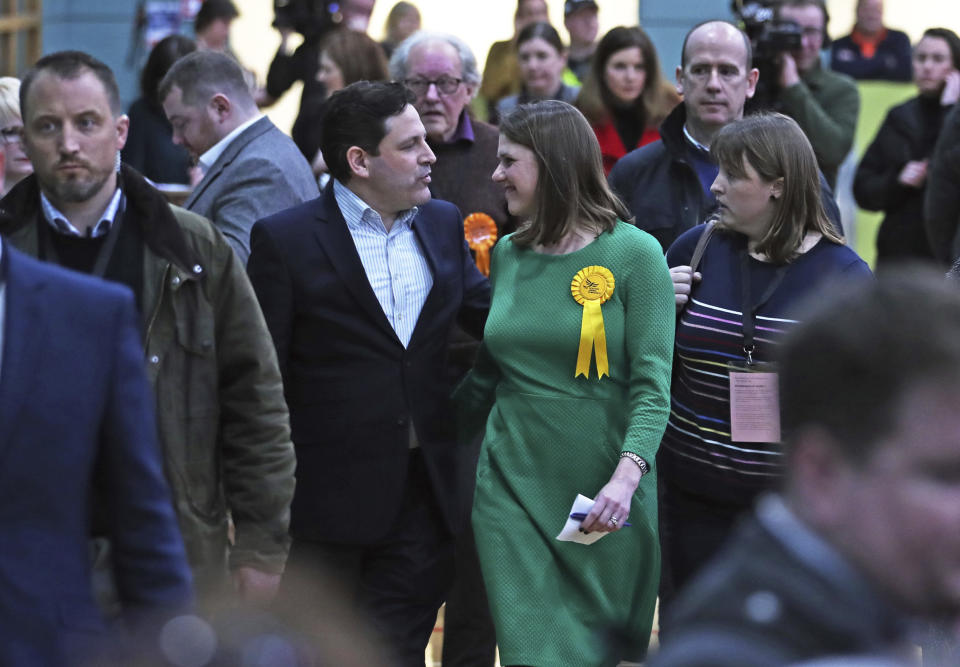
[659,103,690,159]
[185,116,274,209]
[0,165,205,277]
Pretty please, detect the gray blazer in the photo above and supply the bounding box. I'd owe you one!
[185,116,318,263]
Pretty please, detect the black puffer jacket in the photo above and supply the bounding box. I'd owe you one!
[854,95,949,267]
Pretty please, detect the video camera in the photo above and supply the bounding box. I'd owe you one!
[273,0,343,40]
[731,0,803,109]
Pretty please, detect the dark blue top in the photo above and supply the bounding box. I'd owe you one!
[660,225,872,504]
[830,30,913,82]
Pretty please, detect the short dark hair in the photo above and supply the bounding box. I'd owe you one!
[194,0,239,34]
[680,20,753,70]
[516,21,565,54]
[20,50,122,118]
[319,81,414,183]
[780,269,960,464]
[141,35,197,108]
[499,100,631,247]
[158,50,252,109]
[922,28,960,71]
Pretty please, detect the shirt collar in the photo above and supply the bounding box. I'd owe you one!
[447,111,475,145]
[682,123,711,153]
[41,187,123,238]
[198,114,263,172]
[333,179,419,233]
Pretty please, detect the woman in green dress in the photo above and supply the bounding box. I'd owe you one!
[456,100,675,666]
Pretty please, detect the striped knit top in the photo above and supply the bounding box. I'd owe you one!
[661,225,871,505]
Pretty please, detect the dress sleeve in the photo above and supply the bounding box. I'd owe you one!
[621,232,676,465]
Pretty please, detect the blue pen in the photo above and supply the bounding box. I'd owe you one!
[570,512,631,527]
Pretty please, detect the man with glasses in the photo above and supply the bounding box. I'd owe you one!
[775,0,859,188]
[390,32,513,667]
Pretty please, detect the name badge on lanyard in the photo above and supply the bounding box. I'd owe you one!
[728,250,786,443]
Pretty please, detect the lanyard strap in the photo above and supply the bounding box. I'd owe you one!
[740,249,787,364]
[39,193,127,278]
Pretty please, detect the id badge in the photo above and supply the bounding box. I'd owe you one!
[727,361,781,443]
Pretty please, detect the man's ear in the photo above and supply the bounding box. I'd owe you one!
[675,65,685,96]
[346,145,369,179]
[746,67,760,99]
[115,113,130,152]
[787,427,853,528]
[209,93,232,120]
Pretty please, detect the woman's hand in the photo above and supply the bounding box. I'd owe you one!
[670,265,701,312]
[580,458,643,533]
[941,70,960,107]
[898,160,928,188]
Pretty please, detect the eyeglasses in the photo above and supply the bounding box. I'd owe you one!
[403,76,463,96]
[0,125,23,145]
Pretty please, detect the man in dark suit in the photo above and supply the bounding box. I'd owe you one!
[0,237,192,665]
[160,50,318,264]
[650,271,960,666]
[247,81,490,666]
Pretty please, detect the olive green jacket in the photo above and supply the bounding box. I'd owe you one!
[0,168,295,588]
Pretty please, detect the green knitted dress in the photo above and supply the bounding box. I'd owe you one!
[458,222,675,666]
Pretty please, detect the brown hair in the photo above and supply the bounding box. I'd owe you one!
[320,28,389,88]
[576,26,675,129]
[499,100,632,247]
[711,112,843,264]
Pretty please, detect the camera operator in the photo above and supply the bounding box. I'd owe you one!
[774,0,859,189]
[263,0,376,157]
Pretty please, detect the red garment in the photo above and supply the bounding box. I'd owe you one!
[593,120,660,176]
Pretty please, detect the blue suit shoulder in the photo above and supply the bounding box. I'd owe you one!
[7,243,137,307]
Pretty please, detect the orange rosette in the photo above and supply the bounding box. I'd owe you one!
[463,212,498,276]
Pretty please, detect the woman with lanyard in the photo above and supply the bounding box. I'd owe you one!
[658,112,871,619]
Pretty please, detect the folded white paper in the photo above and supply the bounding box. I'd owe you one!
[556,493,607,545]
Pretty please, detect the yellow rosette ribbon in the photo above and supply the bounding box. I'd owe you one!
[464,212,498,276]
[571,265,615,379]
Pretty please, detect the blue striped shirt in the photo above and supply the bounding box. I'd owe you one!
[333,179,433,348]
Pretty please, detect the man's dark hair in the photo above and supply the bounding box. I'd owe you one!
[318,81,414,183]
[158,50,252,108]
[680,20,753,70]
[141,35,197,108]
[20,50,122,118]
[779,268,960,463]
[195,0,239,34]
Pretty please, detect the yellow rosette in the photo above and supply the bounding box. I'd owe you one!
[571,265,615,378]
[464,213,498,276]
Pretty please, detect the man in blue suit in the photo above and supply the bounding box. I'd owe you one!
[247,81,490,666]
[0,237,192,665]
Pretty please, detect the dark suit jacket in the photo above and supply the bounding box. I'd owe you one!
[650,498,912,666]
[247,185,490,544]
[0,242,192,665]
[185,116,318,264]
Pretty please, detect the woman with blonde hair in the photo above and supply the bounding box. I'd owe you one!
[0,77,32,196]
[576,26,679,174]
[458,100,674,665]
[660,112,871,612]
